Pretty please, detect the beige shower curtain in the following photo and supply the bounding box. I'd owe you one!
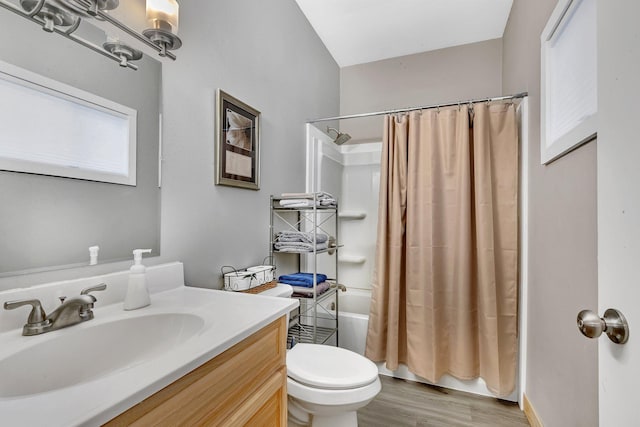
[365,102,518,396]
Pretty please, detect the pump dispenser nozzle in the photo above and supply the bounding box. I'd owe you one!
[89,246,100,265]
[132,249,152,265]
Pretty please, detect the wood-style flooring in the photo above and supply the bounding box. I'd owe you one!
[357,376,530,427]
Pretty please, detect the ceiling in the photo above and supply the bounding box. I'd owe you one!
[295,0,514,68]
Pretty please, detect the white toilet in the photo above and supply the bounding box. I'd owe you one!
[260,284,381,427]
[287,343,381,427]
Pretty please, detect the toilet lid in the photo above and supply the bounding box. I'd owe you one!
[287,344,379,390]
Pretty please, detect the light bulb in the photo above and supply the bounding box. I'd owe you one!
[146,0,179,34]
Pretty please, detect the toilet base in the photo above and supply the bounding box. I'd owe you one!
[288,397,362,427]
[311,411,358,427]
[288,411,358,427]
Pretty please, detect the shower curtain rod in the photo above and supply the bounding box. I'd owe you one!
[307,92,528,124]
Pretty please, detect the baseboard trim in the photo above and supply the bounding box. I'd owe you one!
[523,394,543,427]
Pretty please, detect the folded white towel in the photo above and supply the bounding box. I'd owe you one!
[281,192,313,198]
[279,192,336,207]
[280,199,317,208]
[282,202,314,208]
[274,241,328,252]
[276,231,328,243]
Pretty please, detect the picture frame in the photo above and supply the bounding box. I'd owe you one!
[215,89,261,190]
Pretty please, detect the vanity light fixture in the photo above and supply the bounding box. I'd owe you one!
[143,0,181,57]
[0,0,183,70]
[103,35,143,68]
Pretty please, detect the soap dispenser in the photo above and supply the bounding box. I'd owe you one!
[124,249,152,310]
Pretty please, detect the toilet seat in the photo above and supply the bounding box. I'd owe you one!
[287,344,379,390]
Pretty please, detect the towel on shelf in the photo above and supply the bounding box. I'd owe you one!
[279,191,336,208]
[316,191,336,207]
[276,231,328,244]
[291,281,331,297]
[279,199,316,208]
[320,199,336,207]
[281,191,334,198]
[281,192,314,198]
[274,241,328,252]
[278,272,328,287]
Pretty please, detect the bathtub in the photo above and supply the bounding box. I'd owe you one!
[336,288,371,355]
[334,287,518,402]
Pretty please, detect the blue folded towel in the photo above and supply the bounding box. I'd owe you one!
[278,272,328,287]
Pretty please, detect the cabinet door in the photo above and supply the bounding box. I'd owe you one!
[104,318,287,426]
[220,367,287,427]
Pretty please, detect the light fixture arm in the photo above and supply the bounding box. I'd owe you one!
[0,0,139,70]
[86,0,99,16]
[0,0,182,69]
[25,0,44,17]
[94,6,178,61]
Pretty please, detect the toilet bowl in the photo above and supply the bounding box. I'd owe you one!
[286,343,381,427]
[257,284,381,425]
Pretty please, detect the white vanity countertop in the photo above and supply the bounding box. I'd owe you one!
[0,285,298,426]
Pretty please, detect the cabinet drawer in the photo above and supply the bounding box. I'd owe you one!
[105,317,286,426]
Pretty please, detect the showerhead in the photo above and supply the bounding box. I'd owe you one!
[327,127,352,145]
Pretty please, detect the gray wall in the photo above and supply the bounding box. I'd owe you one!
[0,12,160,275]
[502,1,598,426]
[0,0,339,289]
[156,0,339,288]
[339,39,503,142]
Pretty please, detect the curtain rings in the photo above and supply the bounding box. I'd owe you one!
[394,112,407,123]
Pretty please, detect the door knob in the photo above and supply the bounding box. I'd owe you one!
[577,308,629,344]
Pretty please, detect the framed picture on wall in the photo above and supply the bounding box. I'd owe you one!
[215,89,261,190]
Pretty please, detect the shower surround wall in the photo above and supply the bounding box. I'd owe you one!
[339,144,381,291]
[313,139,382,291]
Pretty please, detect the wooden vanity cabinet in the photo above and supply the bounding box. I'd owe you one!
[105,317,288,426]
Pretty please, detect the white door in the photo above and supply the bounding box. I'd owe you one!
[597,1,640,424]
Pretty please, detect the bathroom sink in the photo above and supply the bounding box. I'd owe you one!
[0,312,204,398]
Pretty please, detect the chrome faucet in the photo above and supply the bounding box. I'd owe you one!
[3,283,107,336]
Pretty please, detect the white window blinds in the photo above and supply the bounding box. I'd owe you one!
[0,62,137,185]
[541,0,597,164]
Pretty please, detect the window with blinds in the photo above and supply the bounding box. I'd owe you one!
[541,0,597,164]
[0,61,137,185]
